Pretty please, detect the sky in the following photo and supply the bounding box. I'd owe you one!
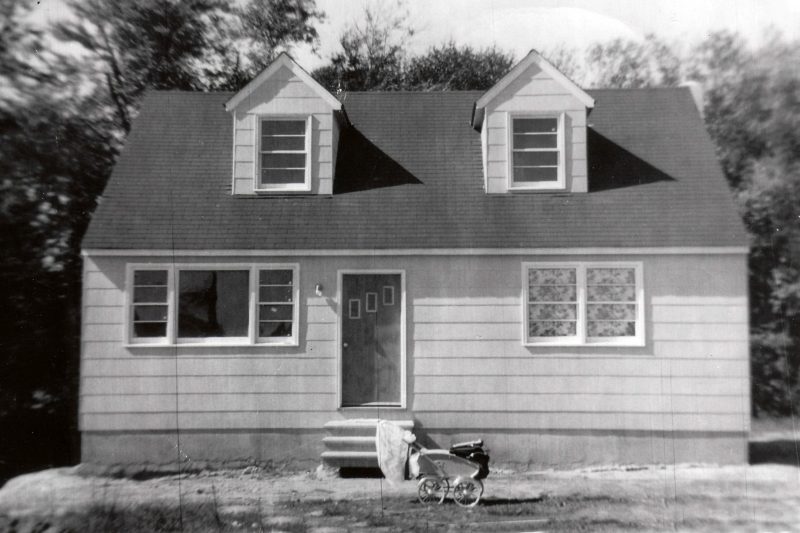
[29,0,800,69]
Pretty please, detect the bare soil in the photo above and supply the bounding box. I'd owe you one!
[0,419,797,532]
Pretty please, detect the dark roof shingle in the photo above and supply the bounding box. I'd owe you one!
[82,88,748,250]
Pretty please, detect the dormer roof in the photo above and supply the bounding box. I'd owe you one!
[224,52,342,112]
[472,49,595,129]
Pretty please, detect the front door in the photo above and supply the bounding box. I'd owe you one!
[341,273,403,407]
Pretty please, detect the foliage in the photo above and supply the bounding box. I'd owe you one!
[237,0,324,74]
[404,41,514,91]
[313,2,412,92]
[313,9,513,93]
[584,33,682,88]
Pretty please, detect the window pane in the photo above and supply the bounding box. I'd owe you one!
[529,285,576,302]
[514,151,558,167]
[513,118,557,133]
[261,168,306,185]
[529,320,576,337]
[587,268,636,285]
[529,303,577,320]
[587,284,636,302]
[133,286,167,303]
[260,270,293,285]
[587,303,636,321]
[133,305,168,321]
[514,166,558,182]
[134,322,166,338]
[261,135,305,151]
[259,321,293,337]
[259,304,293,321]
[588,320,636,337]
[134,270,167,286]
[261,120,305,135]
[259,286,293,303]
[262,153,306,169]
[178,270,249,338]
[513,134,557,149]
[529,268,575,285]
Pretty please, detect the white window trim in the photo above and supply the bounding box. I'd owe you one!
[253,115,312,193]
[124,263,299,347]
[522,261,645,347]
[507,112,566,192]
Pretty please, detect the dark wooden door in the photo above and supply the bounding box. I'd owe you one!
[341,274,402,406]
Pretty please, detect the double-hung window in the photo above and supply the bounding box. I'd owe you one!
[127,264,299,346]
[509,114,565,190]
[523,262,644,346]
[257,117,311,192]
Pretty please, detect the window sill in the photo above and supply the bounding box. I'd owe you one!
[524,339,646,348]
[125,341,299,349]
[508,185,566,193]
[339,404,406,410]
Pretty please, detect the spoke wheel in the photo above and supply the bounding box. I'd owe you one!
[417,476,447,505]
[452,477,483,508]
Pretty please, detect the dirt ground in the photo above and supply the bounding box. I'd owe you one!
[0,419,798,532]
[0,462,798,532]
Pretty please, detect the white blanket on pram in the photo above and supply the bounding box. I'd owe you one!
[375,420,408,485]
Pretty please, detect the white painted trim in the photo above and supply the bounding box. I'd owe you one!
[253,115,312,193]
[124,262,300,347]
[230,114,237,195]
[225,53,341,112]
[522,261,646,347]
[336,269,407,410]
[506,112,566,191]
[475,50,594,117]
[85,247,750,258]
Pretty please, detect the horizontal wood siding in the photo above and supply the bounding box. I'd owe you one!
[485,62,588,193]
[81,253,749,433]
[231,64,335,195]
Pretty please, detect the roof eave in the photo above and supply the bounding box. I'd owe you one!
[224,52,342,112]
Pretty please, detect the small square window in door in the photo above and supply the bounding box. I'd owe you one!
[348,298,361,319]
[365,292,378,313]
[382,286,394,306]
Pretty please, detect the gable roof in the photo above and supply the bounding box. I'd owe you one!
[82,88,748,251]
[224,52,341,112]
[476,50,595,112]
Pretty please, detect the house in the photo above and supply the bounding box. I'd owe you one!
[79,51,750,467]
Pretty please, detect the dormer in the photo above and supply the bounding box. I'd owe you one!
[472,50,595,194]
[225,53,343,195]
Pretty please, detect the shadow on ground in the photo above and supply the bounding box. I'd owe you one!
[749,439,800,466]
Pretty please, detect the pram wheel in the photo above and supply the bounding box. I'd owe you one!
[417,476,447,505]
[452,477,483,508]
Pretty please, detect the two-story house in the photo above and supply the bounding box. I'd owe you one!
[79,51,750,467]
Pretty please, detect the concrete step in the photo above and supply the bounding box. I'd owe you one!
[323,419,414,433]
[321,450,379,467]
[323,436,376,449]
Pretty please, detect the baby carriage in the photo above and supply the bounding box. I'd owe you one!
[408,438,490,507]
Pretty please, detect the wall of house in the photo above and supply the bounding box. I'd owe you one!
[80,252,749,466]
[230,65,337,195]
[484,62,588,194]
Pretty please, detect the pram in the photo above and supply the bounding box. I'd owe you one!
[408,438,490,507]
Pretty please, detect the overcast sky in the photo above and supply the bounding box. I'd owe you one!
[30,0,800,69]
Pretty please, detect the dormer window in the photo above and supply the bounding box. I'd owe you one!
[509,113,565,190]
[256,116,312,192]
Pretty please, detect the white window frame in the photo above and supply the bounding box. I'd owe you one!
[125,263,299,347]
[507,112,566,191]
[522,261,645,347]
[254,115,312,193]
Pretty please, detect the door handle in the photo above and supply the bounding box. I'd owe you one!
[343,342,349,348]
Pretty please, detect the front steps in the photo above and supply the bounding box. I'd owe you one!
[321,418,414,468]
